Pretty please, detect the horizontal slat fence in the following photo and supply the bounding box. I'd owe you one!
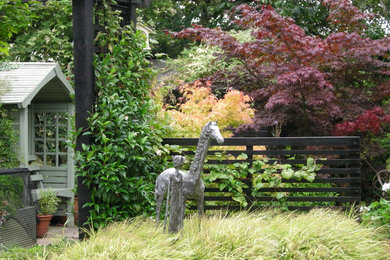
[163,137,361,211]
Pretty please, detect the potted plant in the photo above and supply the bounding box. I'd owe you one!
[36,189,60,238]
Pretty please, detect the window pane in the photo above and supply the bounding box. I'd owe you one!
[46,141,56,153]
[35,126,44,139]
[46,126,56,138]
[58,112,68,125]
[33,155,44,166]
[46,155,56,167]
[46,113,56,125]
[59,126,68,139]
[59,141,67,153]
[59,155,67,167]
[35,113,45,125]
[35,141,44,153]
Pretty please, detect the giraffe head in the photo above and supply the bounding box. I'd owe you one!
[205,121,224,144]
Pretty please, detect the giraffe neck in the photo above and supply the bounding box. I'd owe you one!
[189,128,210,183]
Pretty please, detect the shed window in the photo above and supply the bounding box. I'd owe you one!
[33,112,68,167]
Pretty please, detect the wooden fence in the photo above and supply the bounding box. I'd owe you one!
[163,137,361,211]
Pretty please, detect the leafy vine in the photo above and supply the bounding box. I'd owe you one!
[204,153,324,207]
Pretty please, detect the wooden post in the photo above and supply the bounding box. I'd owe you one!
[18,108,29,165]
[246,145,253,209]
[127,2,137,27]
[72,0,94,239]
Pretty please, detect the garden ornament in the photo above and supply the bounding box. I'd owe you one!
[163,155,186,233]
[155,121,224,230]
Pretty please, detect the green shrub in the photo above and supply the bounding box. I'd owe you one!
[361,198,390,232]
[0,79,21,222]
[38,190,60,216]
[0,105,19,168]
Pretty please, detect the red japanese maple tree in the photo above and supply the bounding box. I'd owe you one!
[173,0,390,136]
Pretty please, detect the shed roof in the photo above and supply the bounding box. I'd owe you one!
[0,62,74,108]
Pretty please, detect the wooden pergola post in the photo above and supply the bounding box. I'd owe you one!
[72,0,94,239]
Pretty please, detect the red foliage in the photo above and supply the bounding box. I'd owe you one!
[172,0,390,136]
[323,0,375,33]
[333,107,390,136]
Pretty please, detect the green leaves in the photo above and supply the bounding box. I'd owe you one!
[0,0,32,56]
[281,168,294,180]
[5,1,73,77]
[362,198,390,229]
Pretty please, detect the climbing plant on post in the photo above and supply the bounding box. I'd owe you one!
[74,1,165,230]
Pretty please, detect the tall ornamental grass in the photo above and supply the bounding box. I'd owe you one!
[41,209,389,260]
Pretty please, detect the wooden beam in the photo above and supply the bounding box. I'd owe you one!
[19,108,29,165]
[73,0,94,239]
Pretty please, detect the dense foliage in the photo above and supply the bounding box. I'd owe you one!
[139,0,252,57]
[173,0,390,137]
[76,2,168,228]
[0,106,19,168]
[0,0,33,56]
[0,64,20,168]
[362,198,390,230]
[140,0,389,58]
[6,0,73,77]
[160,30,253,87]
[0,102,22,224]
[333,107,390,137]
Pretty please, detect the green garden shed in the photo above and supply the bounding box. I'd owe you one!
[0,62,75,221]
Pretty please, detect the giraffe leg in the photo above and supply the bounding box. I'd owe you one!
[197,193,204,217]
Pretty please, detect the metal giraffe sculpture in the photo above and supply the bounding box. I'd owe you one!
[155,121,224,224]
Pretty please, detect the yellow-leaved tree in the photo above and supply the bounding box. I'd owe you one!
[163,81,255,137]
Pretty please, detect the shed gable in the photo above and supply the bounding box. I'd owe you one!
[0,62,73,108]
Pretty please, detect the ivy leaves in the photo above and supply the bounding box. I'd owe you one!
[205,161,250,207]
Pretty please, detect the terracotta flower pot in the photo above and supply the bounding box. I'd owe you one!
[36,215,53,238]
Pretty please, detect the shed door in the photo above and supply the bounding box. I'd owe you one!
[31,103,74,189]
